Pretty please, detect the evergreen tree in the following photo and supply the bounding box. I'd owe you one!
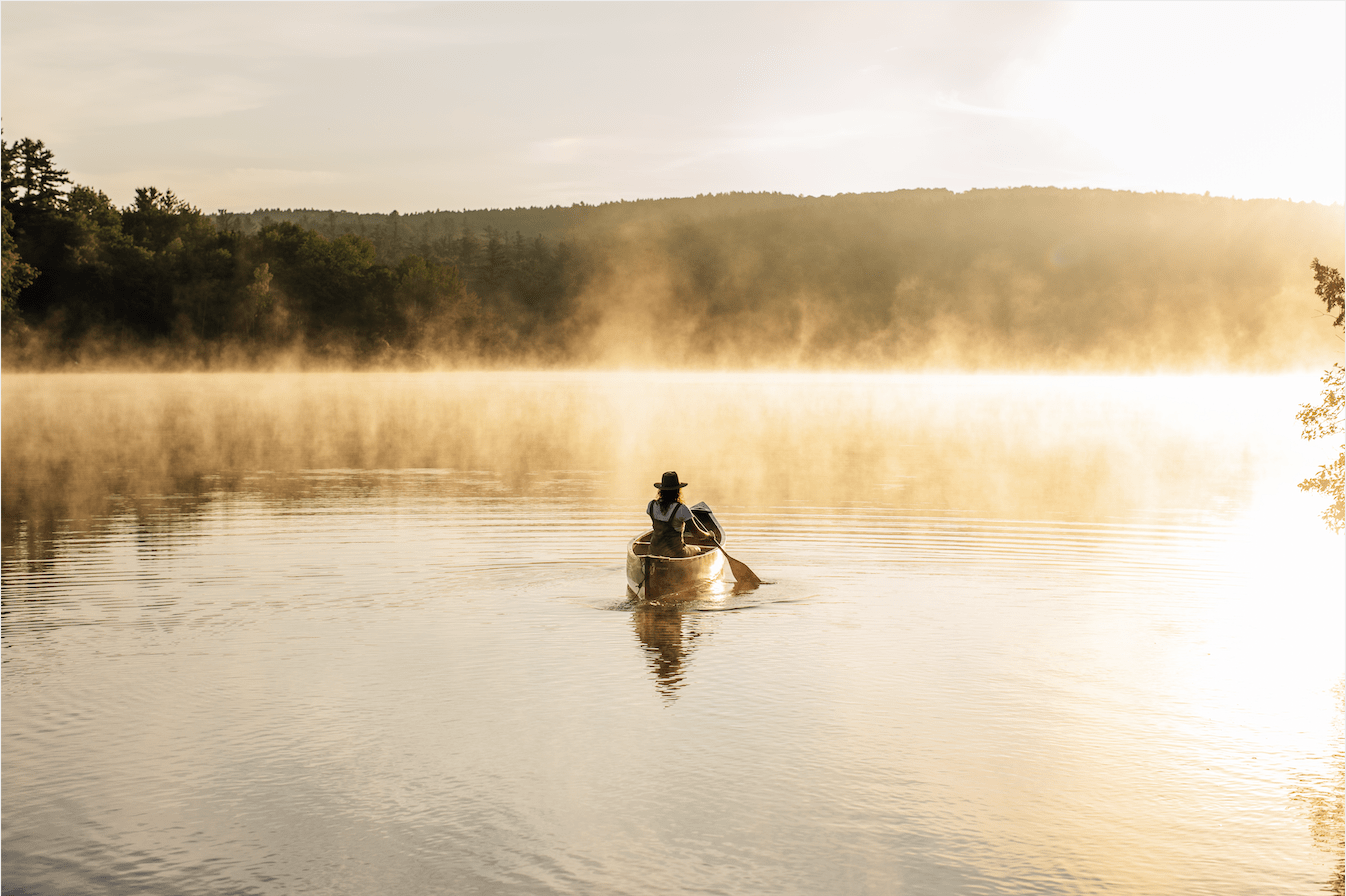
[2,138,71,211]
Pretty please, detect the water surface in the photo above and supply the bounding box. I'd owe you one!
[3,372,1343,895]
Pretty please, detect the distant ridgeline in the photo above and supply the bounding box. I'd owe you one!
[215,191,810,248]
[3,138,1342,369]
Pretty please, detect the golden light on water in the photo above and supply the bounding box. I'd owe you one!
[3,0,1343,889]
[3,369,1341,893]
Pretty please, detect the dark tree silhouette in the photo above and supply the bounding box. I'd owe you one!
[2,138,71,211]
[2,207,38,326]
[1312,257,1344,328]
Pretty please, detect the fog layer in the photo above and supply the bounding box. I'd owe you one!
[561,189,1344,370]
[3,371,1302,557]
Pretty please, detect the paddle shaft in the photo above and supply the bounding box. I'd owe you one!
[685,504,763,587]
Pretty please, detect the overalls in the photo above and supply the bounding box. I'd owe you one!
[648,501,702,558]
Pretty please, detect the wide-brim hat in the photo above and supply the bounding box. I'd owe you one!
[654,471,688,490]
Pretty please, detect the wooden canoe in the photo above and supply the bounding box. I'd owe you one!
[626,531,730,601]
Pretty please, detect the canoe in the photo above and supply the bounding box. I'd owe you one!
[626,531,730,600]
[625,501,733,600]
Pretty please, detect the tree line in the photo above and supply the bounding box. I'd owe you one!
[3,138,578,367]
[4,135,1344,370]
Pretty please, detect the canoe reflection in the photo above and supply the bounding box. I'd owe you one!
[632,604,704,700]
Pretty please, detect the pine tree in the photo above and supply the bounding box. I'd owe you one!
[2,138,71,211]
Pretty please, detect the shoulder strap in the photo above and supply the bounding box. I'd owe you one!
[652,498,680,523]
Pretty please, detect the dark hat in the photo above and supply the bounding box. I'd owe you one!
[654,471,688,490]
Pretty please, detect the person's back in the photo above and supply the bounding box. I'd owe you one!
[646,471,710,558]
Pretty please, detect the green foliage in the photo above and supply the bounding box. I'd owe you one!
[122,187,208,252]
[1,139,497,364]
[1298,261,1345,533]
[2,207,38,327]
[68,185,123,230]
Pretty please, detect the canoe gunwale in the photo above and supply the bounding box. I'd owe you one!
[626,531,730,601]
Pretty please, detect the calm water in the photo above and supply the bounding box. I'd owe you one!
[3,372,1343,895]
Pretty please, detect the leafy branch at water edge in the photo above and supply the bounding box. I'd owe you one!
[1297,259,1344,532]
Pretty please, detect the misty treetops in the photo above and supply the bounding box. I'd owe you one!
[3,136,1343,370]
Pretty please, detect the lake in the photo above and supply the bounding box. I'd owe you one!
[3,371,1342,895]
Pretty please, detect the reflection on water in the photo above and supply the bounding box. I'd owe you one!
[633,604,701,700]
[1291,682,1346,896]
[3,372,1344,895]
[629,588,767,701]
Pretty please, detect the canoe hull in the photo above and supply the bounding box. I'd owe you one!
[626,532,730,601]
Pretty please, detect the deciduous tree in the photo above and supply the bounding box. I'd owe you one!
[1311,257,1344,328]
[1297,259,1344,532]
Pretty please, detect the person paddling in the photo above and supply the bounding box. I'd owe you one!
[646,471,715,558]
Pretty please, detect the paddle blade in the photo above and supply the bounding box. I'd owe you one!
[719,547,762,587]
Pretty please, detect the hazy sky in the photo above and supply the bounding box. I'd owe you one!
[2,1,1343,213]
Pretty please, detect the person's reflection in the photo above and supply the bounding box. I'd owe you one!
[632,604,700,700]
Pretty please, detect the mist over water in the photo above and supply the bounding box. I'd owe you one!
[3,371,1343,895]
[0,370,1310,532]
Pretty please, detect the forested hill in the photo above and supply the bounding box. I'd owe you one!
[217,190,814,250]
[4,136,1343,370]
[225,188,1345,370]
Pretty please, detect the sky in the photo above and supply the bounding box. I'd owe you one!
[2,1,1343,214]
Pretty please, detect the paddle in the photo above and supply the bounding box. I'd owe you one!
[685,500,762,587]
[713,535,762,587]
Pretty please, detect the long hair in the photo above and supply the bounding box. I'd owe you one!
[656,488,681,511]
